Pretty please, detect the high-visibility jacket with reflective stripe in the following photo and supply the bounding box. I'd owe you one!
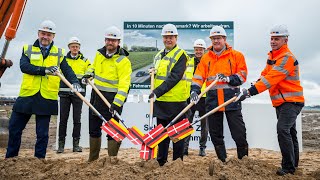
[192,44,247,111]
[66,54,92,79]
[90,49,132,107]
[186,57,206,97]
[19,44,64,100]
[254,45,304,107]
[154,45,188,102]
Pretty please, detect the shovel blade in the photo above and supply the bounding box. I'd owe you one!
[167,118,191,137]
[101,118,129,142]
[143,124,168,148]
[170,127,195,143]
[127,126,145,145]
[140,143,158,160]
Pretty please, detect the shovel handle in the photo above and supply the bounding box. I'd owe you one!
[149,69,155,131]
[56,72,108,123]
[165,78,218,128]
[192,96,237,126]
[87,79,127,128]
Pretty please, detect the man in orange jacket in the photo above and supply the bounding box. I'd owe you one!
[191,26,248,162]
[236,25,304,176]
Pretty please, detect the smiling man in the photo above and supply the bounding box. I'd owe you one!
[235,24,305,176]
[5,20,79,159]
[82,26,132,163]
[148,24,189,166]
[190,25,249,162]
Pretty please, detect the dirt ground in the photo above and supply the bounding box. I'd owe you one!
[0,108,320,179]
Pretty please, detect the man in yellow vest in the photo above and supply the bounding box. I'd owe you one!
[5,20,80,159]
[57,37,92,153]
[82,26,132,163]
[148,24,189,166]
[184,39,209,157]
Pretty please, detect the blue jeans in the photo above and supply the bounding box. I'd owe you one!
[6,111,51,158]
[276,102,303,172]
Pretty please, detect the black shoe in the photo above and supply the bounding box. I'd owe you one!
[276,168,294,176]
[199,148,206,157]
[57,139,65,154]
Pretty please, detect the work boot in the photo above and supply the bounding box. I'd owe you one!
[57,138,65,154]
[214,145,227,162]
[237,146,248,159]
[88,137,101,162]
[108,140,121,164]
[199,147,206,157]
[73,138,82,152]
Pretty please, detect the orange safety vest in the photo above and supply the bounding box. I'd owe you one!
[192,43,247,111]
[254,44,304,107]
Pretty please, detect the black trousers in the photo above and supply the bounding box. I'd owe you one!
[184,97,208,150]
[59,95,83,140]
[157,116,185,166]
[208,110,248,148]
[276,102,303,172]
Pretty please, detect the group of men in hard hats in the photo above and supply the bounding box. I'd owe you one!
[5,20,304,176]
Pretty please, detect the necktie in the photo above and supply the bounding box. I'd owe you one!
[41,47,46,57]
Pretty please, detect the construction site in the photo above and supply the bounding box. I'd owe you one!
[1,0,320,179]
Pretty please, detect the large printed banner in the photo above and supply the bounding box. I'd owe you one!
[123,21,234,90]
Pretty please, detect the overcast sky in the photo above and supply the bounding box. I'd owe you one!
[0,0,319,105]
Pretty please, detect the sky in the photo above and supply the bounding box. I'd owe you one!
[0,0,319,105]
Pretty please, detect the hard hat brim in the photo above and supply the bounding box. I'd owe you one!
[38,28,55,34]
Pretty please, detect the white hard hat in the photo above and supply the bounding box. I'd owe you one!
[68,37,81,46]
[38,20,56,34]
[270,24,289,37]
[210,26,227,37]
[161,24,178,36]
[193,39,206,48]
[105,26,121,39]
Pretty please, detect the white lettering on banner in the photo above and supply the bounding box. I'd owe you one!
[57,100,303,152]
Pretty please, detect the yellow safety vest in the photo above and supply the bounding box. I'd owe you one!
[154,45,188,102]
[91,51,132,107]
[66,55,92,79]
[19,44,65,100]
[186,57,206,98]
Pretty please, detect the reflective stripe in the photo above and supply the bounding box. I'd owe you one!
[95,75,119,84]
[57,48,62,66]
[114,98,124,106]
[166,49,182,72]
[279,56,289,68]
[240,70,247,77]
[270,91,303,100]
[186,79,192,82]
[236,73,245,83]
[207,76,217,81]
[95,84,118,92]
[285,66,299,80]
[27,45,33,59]
[209,84,238,90]
[117,90,128,97]
[59,88,85,92]
[187,64,193,68]
[193,74,203,80]
[273,66,289,75]
[191,82,202,88]
[116,56,125,63]
[261,76,271,89]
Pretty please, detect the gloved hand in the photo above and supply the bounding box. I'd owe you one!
[81,74,92,85]
[109,103,121,117]
[190,91,199,104]
[45,66,59,75]
[217,73,230,83]
[148,92,157,102]
[71,83,82,93]
[235,88,250,102]
[148,67,157,75]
